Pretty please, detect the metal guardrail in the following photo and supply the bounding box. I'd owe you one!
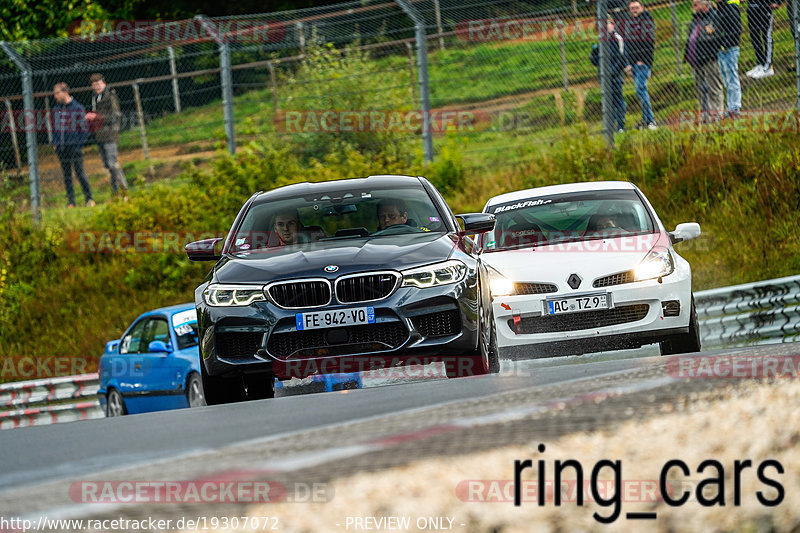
[1,275,797,429]
[0,373,103,429]
[695,275,800,349]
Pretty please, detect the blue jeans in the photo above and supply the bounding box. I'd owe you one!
[717,47,741,113]
[632,64,654,125]
[610,72,626,131]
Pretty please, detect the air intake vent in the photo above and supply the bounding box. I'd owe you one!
[216,332,263,358]
[593,270,635,288]
[412,310,461,338]
[267,279,331,309]
[509,304,649,334]
[267,322,408,358]
[515,282,558,295]
[336,272,400,303]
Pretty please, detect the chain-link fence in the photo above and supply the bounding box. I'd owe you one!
[1,0,799,219]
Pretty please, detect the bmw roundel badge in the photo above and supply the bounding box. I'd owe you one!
[324,265,339,273]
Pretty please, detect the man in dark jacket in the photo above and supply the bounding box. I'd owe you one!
[684,0,724,122]
[745,0,779,78]
[51,83,94,208]
[715,0,742,117]
[86,73,128,197]
[591,17,629,132]
[620,0,656,129]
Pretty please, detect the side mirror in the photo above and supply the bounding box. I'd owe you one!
[105,339,121,353]
[185,238,223,262]
[148,340,173,354]
[669,222,701,244]
[456,213,495,234]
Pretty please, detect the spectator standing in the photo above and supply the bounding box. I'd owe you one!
[591,17,629,132]
[86,73,128,198]
[684,0,724,123]
[715,0,743,117]
[621,0,657,129]
[51,83,94,208]
[745,0,779,78]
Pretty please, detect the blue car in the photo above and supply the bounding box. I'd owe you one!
[98,304,205,416]
[98,304,363,416]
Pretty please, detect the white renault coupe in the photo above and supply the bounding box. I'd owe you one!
[479,181,701,358]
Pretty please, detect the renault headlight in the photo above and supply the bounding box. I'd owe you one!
[402,260,467,288]
[634,247,674,281]
[204,284,267,306]
[487,268,515,296]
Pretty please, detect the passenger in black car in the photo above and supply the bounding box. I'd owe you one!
[376,199,409,230]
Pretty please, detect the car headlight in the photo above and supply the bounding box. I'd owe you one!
[203,284,267,306]
[487,269,515,296]
[634,247,674,281]
[402,260,467,288]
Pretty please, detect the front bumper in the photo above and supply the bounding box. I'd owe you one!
[197,281,480,379]
[492,270,692,357]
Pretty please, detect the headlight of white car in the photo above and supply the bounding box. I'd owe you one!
[487,268,515,296]
[402,260,467,288]
[634,247,675,281]
[204,284,267,306]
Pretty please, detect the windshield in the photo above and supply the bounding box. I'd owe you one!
[232,186,446,253]
[482,189,656,252]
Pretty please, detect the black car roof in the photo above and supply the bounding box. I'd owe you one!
[252,175,425,204]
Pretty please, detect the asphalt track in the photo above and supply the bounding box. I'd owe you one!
[1,343,797,525]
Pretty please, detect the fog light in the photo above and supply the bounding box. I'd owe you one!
[662,300,680,317]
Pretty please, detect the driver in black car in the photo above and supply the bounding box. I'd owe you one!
[376,198,409,231]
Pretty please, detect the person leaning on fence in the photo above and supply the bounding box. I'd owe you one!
[745,0,779,78]
[715,0,743,118]
[51,83,94,208]
[86,73,129,199]
[620,0,657,130]
[684,0,725,123]
[590,16,629,132]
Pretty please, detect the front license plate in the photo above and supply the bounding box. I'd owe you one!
[296,307,375,331]
[547,294,609,315]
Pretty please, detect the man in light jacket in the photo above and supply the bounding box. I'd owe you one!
[86,73,128,197]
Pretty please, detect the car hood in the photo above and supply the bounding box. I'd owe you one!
[481,233,665,288]
[214,232,457,283]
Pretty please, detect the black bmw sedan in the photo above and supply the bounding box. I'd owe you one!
[186,175,496,404]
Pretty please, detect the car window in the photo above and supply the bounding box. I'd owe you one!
[483,189,656,251]
[119,319,148,354]
[172,309,199,350]
[231,186,446,252]
[132,318,171,354]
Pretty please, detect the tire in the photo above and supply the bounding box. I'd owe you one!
[446,304,495,379]
[243,372,276,400]
[660,298,702,355]
[106,388,127,417]
[482,312,501,374]
[186,373,206,408]
[200,360,246,405]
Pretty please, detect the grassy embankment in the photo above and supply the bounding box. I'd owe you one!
[0,30,798,365]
